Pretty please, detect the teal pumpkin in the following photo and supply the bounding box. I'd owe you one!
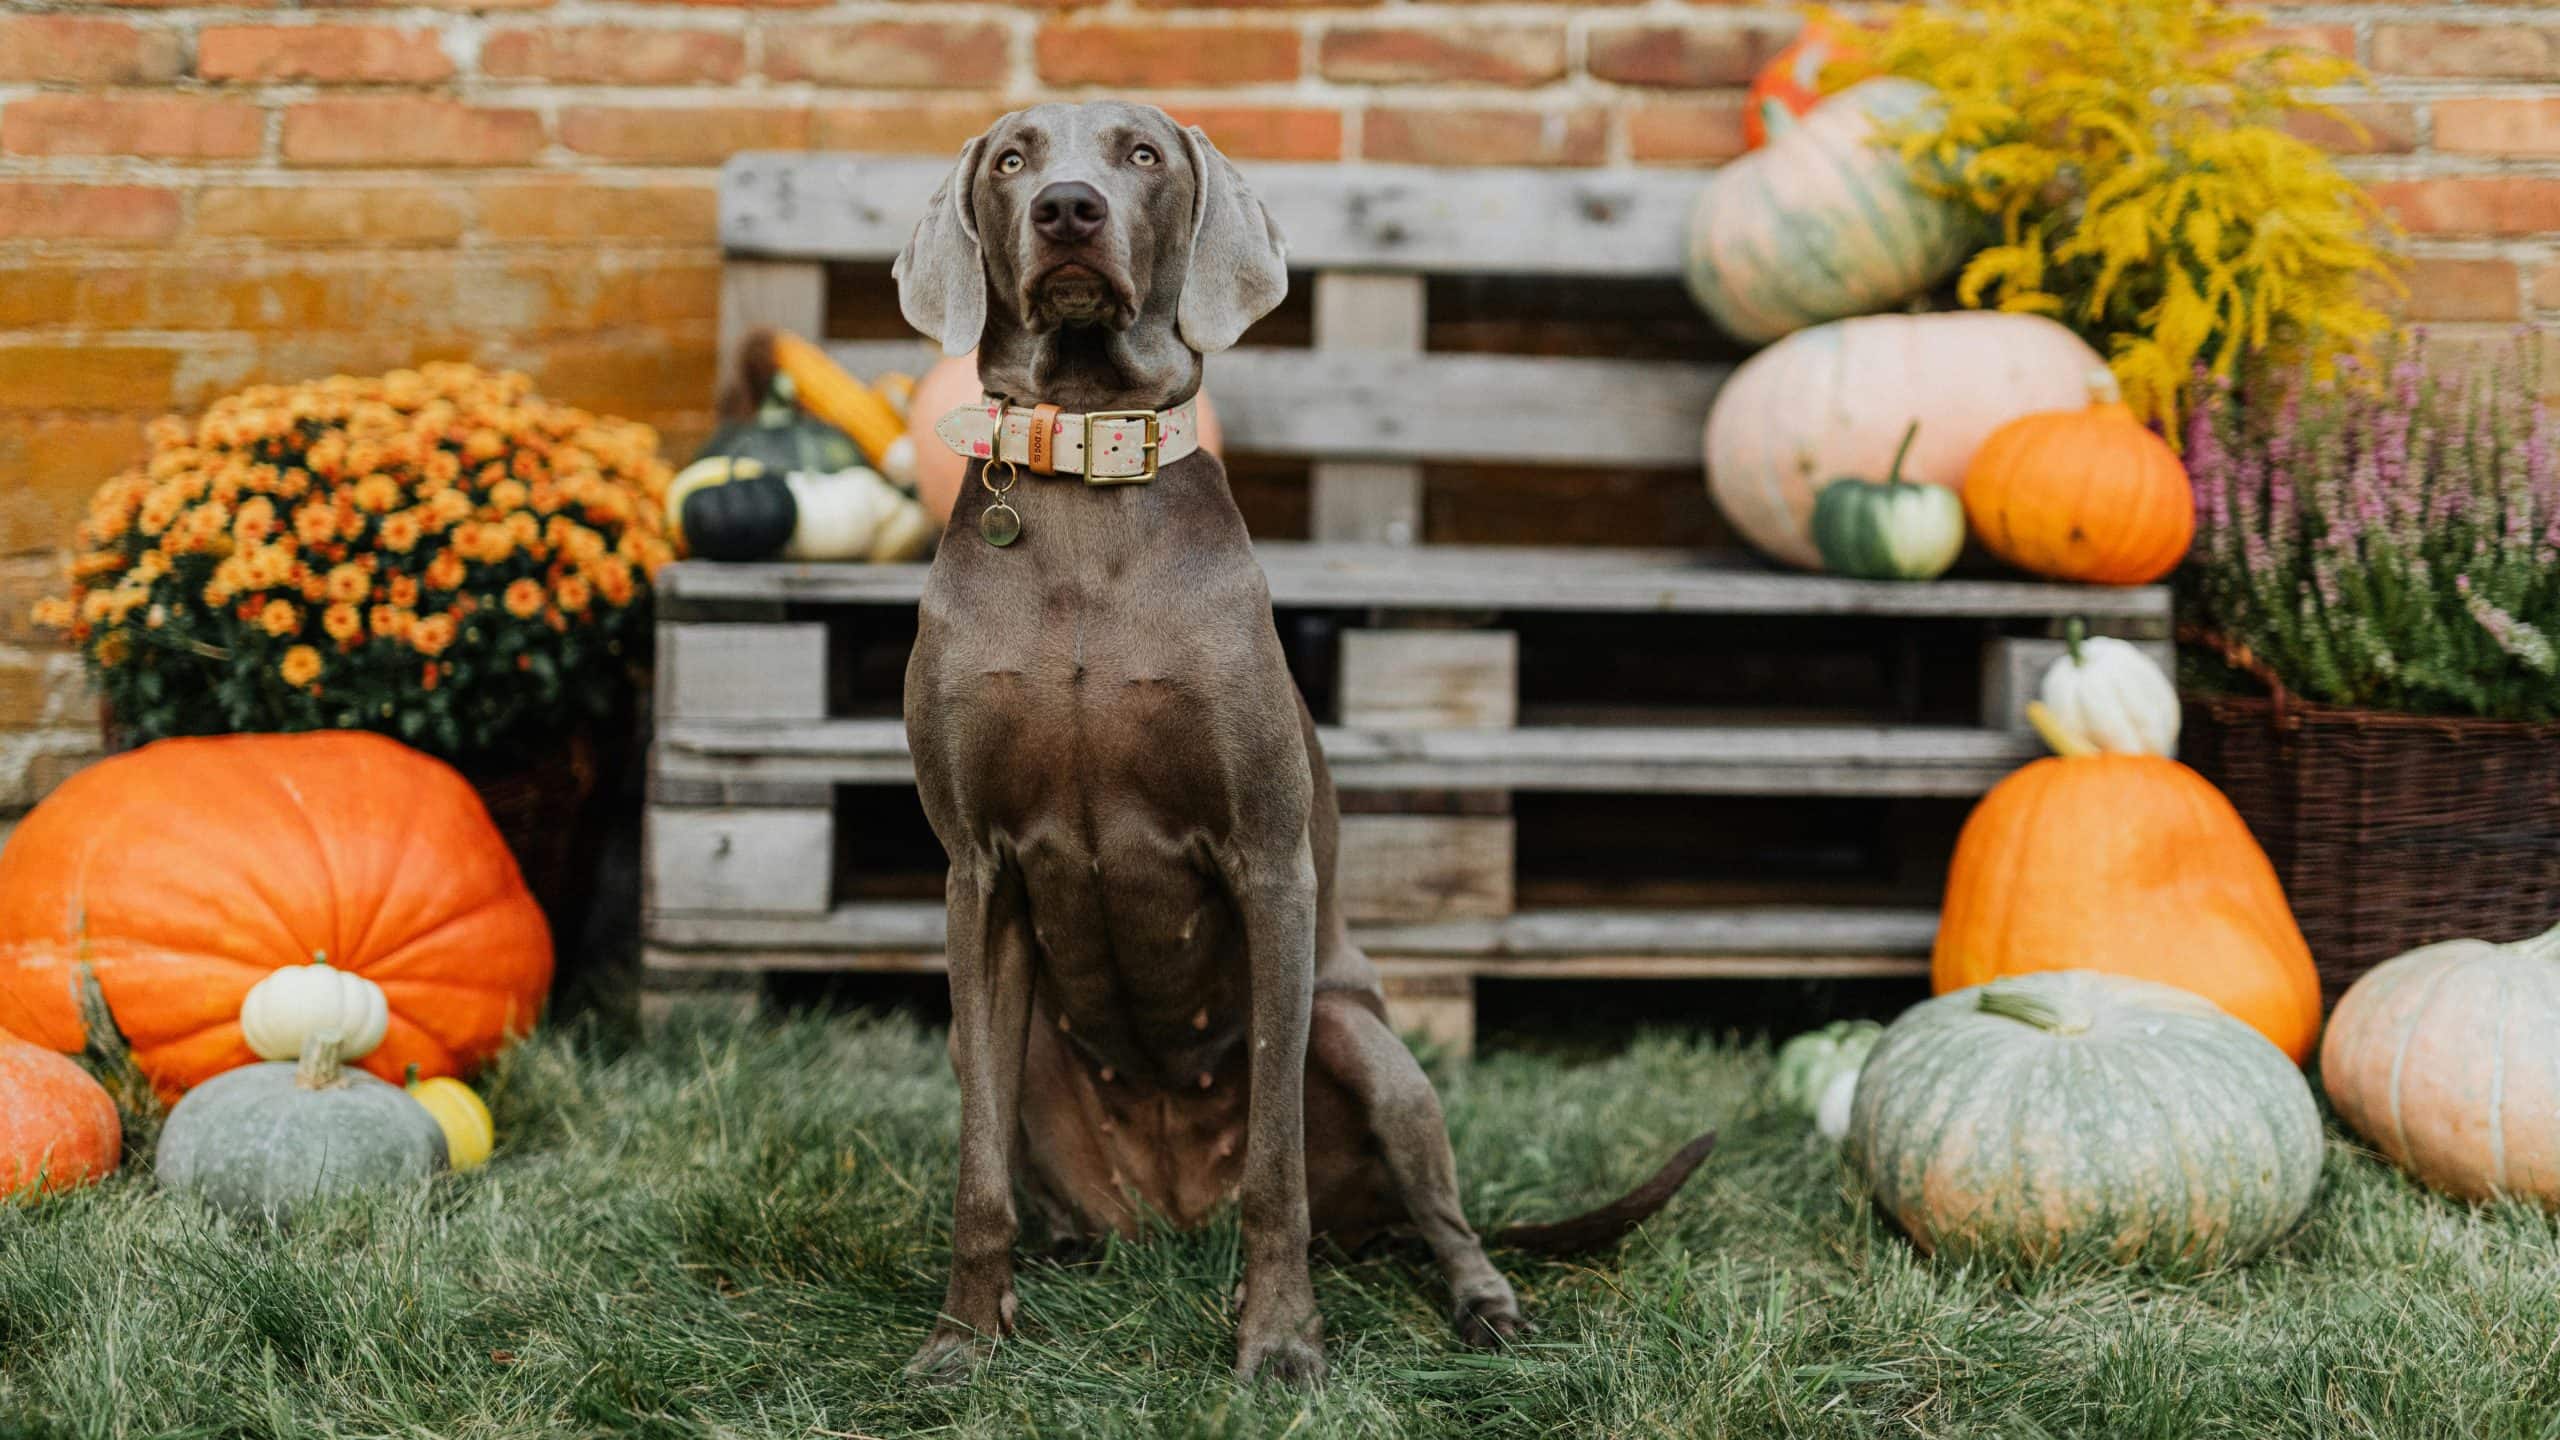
[1808,423,1965,580]
[1683,79,1981,345]
[1846,971,2323,1268]
[158,1036,447,1224]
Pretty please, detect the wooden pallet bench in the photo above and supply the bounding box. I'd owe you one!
[650,153,2173,1048]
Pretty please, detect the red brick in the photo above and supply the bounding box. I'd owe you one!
[2373,24,2560,80]
[2,95,264,161]
[2256,24,2355,60]
[1037,23,1299,87]
[0,266,151,330]
[811,100,1013,155]
[193,185,469,244]
[1165,105,1344,161]
[525,335,721,417]
[481,26,744,84]
[302,0,554,10]
[2284,101,2417,156]
[474,182,719,242]
[1588,22,1785,88]
[0,18,183,83]
[1627,96,1749,165]
[198,24,452,82]
[558,106,808,164]
[0,185,180,243]
[2397,257,2521,323]
[0,420,150,554]
[0,347,178,413]
[1319,24,1564,87]
[2367,179,2560,238]
[761,22,1010,88]
[1137,0,1368,7]
[282,98,543,167]
[2437,99,2560,159]
[2537,262,2560,315]
[1362,106,1606,167]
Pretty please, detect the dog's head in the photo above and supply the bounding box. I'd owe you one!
[894,102,1287,401]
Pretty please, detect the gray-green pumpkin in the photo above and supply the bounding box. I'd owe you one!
[1809,423,1966,581]
[158,1036,446,1224]
[1845,971,2323,1269]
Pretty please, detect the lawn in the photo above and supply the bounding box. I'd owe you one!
[6,1008,2560,1439]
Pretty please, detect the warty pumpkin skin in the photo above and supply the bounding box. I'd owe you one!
[0,1035,120,1197]
[1962,369,2196,585]
[0,731,551,1099]
[1932,754,2323,1063]
[2322,922,2560,1205]
[1847,971,2324,1268]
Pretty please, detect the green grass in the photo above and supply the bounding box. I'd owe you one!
[7,1009,2560,1439]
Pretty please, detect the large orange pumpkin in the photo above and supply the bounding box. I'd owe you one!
[0,732,551,1098]
[1933,749,2323,1064]
[1,1034,120,1196]
[1962,369,2196,585]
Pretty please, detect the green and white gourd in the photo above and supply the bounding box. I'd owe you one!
[1771,1019,1883,1140]
[1808,423,1966,580]
[158,1032,448,1224]
[1846,971,2323,1268]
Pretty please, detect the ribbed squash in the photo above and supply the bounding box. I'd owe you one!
[1684,79,1979,345]
[1807,423,1965,580]
[1847,971,2324,1268]
[2322,922,2560,1205]
[1704,312,2106,570]
[1963,369,2195,585]
[0,1035,119,1197]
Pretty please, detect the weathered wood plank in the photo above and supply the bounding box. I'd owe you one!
[717,259,825,404]
[646,807,834,915]
[1980,635,2178,735]
[656,622,828,722]
[1338,815,1513,923]
[724,155,1703,276]
[654,717,2040,795]
[1339,630,1518,730]
[658,545,2175,621]
[830,340,1724,468]
[1310,271,1425,542]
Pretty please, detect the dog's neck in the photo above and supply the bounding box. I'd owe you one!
[976,317,1200,414]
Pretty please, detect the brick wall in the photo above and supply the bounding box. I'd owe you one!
[0,0,2554,815]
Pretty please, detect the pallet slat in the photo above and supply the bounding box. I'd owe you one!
[724,155,1703,276]
[660,544,2173,620]
[656,717,2039,796]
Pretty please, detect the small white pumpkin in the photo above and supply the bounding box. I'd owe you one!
[239,959,390,1064]
[2034,621,2180,757]
[782,467,935,563]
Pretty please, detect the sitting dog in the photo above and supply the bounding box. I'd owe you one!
[893,100,1714,1386]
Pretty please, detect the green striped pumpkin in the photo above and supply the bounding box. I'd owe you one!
[1808,422,1965,580]
[1683,79,1980,345]
[1846,971,2323,1268]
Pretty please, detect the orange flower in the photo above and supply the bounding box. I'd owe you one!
[325,563,371,605]
[378,511,424,553]
[370,604,410,640]
[554,574,592,613]
[502,578,545,619]
[294,504,339,546]
[323,602,364,644]
[489,479,530,514]
[423,450,462,486]
[352,474,402,513]
[258,598,299,637]
[410,612,457,657]
[29,598,73,631]
[473,524,516,565]
[279,645,323,687]
[590,557,636,608]
[421,661,441,691]
[234,496,278,546]
[424,550,465,592]
[95,631,131,668]
[388,574,420,608]
[428,489,472,526]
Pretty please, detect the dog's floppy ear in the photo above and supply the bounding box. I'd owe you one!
[894,134,989,357]
[1175,125,1288,356]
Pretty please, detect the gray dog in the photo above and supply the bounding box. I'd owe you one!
[892,100,1714,1386]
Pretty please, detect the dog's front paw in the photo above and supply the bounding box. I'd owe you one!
[1454,1291,1528,1349]
[906,1324,997,1385]
[1235,1330,1328,1388]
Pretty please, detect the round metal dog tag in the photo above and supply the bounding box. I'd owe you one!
[979,501,1022,548]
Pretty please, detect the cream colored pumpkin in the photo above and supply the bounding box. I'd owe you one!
[2038,625,2180,757]
[239,960,390,1064]
[1704,313,2108,570]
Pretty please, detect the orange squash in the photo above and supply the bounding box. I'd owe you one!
[0,732,551,1099]
[0,1034,120,1196]
[1933,718,2322,1063]
[1743,20,1862,150]
[1962,369,2196,585]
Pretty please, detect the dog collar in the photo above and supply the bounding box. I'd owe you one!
[934,396,1202,485]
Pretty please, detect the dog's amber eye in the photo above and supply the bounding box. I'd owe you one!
[995,151,1025,175]
[1130,144,1159,168]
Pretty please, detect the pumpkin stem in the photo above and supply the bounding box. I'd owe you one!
[1977,983,2094,1035]
[2026,701,2096,758]
[2085,367,2124,407]
[2064,617,2087,667]
[1884,421,1920,487]
[297,1031,346,1092]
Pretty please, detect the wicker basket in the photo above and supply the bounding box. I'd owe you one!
[2181,644,2560,996]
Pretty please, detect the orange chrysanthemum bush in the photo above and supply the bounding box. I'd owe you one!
[35,364,676,763]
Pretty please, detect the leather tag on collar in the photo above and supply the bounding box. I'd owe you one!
[1026,403,1062,476]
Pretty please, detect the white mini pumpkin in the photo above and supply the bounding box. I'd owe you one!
[2035,623,2180,757]
[239,960,391,1063]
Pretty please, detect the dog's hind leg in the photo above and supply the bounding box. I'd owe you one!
[909,861,1037,1382]
[1310,992,1526,1348]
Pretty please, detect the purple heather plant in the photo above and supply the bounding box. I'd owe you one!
[2184,334,2560,721]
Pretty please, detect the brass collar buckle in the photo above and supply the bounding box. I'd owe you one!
[1082,410,1161,486]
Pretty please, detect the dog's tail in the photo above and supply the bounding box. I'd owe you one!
[1489,1131,1718,1256]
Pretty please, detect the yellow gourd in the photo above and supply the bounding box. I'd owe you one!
[407,1074,495,1172]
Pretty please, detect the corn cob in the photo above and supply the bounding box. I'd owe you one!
[771,331,906,473]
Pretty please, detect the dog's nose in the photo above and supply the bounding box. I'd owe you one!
[1032,181,1108,244]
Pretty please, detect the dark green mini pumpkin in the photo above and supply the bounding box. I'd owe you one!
[670,456,798,561]
[1809,422,1967,581]
[695,373,863,477]
[158,1034,447,1224]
